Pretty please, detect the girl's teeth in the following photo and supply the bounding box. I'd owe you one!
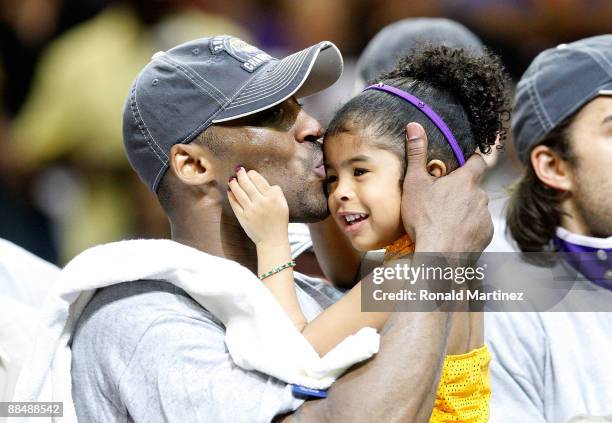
[344,214,367,224]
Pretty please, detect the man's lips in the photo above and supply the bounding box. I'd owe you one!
[314,164,326,178]
[311,146,324,178]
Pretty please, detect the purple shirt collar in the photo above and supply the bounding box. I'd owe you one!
[554,227,612,290]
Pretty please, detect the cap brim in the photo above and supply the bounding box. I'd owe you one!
[212,41,343,123]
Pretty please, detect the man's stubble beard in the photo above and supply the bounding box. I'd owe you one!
[573,164,612,238]
[284,146,329,223]
[287,179,329,223]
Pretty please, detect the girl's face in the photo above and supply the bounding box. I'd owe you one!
[324,131,405,252]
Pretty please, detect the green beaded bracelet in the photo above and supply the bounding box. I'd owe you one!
[259,260,296,280]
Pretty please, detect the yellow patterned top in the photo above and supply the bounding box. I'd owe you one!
[430,345,491,423]
[385,235,491,423]
[383,234,415,261]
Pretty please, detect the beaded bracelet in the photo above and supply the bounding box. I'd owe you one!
[259,260,296,280]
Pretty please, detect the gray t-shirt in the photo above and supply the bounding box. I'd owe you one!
[486,259,612,422]
[71,274,343,423]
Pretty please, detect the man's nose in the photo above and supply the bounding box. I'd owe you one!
[295,109,323,143]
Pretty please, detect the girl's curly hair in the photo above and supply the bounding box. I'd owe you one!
[326,45,511,172]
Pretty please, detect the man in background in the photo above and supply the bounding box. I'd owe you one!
[487,35,612,422]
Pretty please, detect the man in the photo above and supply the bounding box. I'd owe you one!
[486,35,612,422]
[66,36,492,422]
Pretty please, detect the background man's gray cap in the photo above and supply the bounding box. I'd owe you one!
[355,18,483,87]
[513,35,612,163]
[122,35,343,192]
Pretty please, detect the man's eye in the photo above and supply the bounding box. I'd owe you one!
[354,168,368,176]
[261,106,283,123]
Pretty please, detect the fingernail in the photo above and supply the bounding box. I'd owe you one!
[228,176,235,183]
[235,165,243,172]
[406,123,421,140]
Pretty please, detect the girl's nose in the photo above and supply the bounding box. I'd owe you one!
[334,179,353,202]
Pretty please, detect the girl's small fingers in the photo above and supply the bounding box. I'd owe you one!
[228,177,250,207]
[248,170,272,193]
[235,167,263,199]
[227,190,244,214]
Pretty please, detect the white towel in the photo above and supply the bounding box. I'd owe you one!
[13,239,379,422]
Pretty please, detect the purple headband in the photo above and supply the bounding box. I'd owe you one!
[363,83,466,166]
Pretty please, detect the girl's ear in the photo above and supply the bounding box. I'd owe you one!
[426,159,447,177]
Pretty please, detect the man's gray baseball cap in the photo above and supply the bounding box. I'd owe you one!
[122,35,343,192]
[513,35,612,163]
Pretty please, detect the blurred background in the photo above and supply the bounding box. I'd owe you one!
[0,0,610,265]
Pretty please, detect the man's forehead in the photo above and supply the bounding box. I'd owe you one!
[576,95,612,123]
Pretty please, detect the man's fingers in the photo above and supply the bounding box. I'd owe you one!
[404,122,431,182]
[228,178,250,207]
[460,152,488,182]
[236,167,263,199]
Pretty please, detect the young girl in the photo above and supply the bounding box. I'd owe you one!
[228,45,509,422]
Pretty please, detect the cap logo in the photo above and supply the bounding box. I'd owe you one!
[210,36,272,72]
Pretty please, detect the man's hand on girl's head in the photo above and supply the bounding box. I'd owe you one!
[401,122,493,254]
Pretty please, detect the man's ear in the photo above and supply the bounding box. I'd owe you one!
[169,143,216,188]
[426,159,447,178]
[530,145,573,192]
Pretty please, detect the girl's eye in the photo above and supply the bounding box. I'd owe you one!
[354,168,368,177]
[326,175,338,184]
